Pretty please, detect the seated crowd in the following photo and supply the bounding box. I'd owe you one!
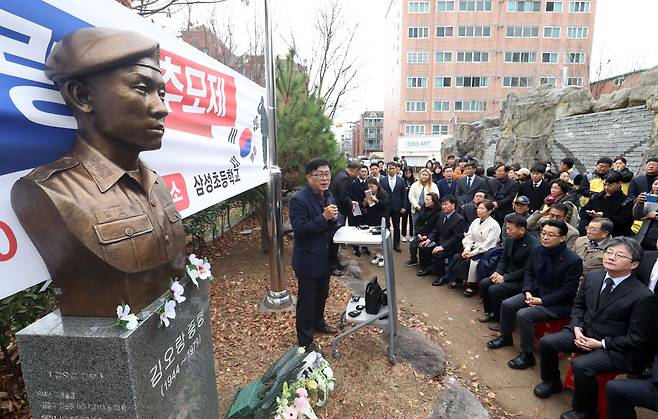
[335,155,658,419]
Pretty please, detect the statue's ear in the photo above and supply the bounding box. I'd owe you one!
[60,80,93,115]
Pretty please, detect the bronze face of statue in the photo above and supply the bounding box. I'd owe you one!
[10,28,186,317]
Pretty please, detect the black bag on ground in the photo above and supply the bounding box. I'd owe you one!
[365,276,382,314]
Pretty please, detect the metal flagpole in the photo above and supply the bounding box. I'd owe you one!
[260,0,293,311]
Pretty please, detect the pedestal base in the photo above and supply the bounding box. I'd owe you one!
[16,280,219,419]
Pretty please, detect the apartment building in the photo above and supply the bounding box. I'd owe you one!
[352,111,385,158]
[383,0,596,161]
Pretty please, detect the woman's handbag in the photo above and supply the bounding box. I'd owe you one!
[364,276,382,314]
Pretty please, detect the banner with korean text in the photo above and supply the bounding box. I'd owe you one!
[0,0,269,299]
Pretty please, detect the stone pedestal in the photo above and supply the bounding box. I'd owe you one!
[16,280,219,419]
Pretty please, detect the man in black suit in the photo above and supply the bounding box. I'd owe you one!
[479,214,539,325]
[329,160,361,271]
[533,237,657,419]
[518,164,551,214]
[460,190,488,225]
[578,171,634,237]
[628,157,658,200]
[487,220,582,370]
[437,166,458,197]
[349,165,370,256]
[379,161,408,251]
[490,163,521,226]
[455,162,487,207]
[289,158,340,352]
[634,238,658,293]
[417,195,467,284]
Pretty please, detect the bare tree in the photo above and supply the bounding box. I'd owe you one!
[128,0,248,17]
[305,0,361,120]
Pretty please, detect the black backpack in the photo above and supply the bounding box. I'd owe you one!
[365,276,382,314]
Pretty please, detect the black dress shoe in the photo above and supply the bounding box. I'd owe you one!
[393,246,402,253]
[559,409,595,419]
[316,324,338,334]
[417,268,432,276]
[478,313,495,323]
[432,276,449,286]
[362,247,371,256]
[533,380,562,399]
[353,248,361,257]
[508,351,535,370]
[403,259,418,267]
[304,342,318,353]
[486,335,513,349]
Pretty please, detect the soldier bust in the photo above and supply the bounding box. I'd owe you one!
[10,27,185,317]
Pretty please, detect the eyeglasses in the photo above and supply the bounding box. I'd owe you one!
[311,172,331,179]
[585,226,600,231]
[540,231,561,238]
[604,249,633,261]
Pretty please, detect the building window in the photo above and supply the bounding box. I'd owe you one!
[437,1,455,11]
[456,76,488,88]
[566,52,586,64]
[541,52,559,63]
[434,76,452,87]
[457,26,491,37]
[408,1,431,12]
[543,26,561,38]
[456,51,490,62]
[454,100,487,111]
[432,101,450,111]
[569,1,590,12]
[432,124,449,135]
[504,51,537,63]
[614,76,625,87]
[408,27,429,38]
[435,51,453,62]
[540,77,557,87]
[503,76,533,87]
[365,128,382,138]
[508,1,541,12]
[436,26,454,37]
[506,26,539,37]
[405,124,426,135]
[405,101,427,112]
[545,1,563,12]
[458,0,492,11]
[407,50,430,64]
[567,77,583,86]
[406,77,428,88]
[567,26,588,38]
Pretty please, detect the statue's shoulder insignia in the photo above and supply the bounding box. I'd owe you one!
[25,157,80,183]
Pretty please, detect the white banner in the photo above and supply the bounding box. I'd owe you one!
[0,0,269,299]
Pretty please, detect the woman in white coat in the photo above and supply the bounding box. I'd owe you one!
[408,168,439,237]
[459,200,501,296]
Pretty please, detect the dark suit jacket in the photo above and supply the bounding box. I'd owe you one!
[455,175,486,206]
[635,250,658,292]
[289,185,336,278]
[379,175,408,212]
[579,189,634,237]
[427,211,467,255]
[522,245,582,307]
[330,170,353,217]
[495,233,539,283]
[629,174,652,200]
[491,177,520,218]
[518,180,551,213]
[569,270,656,358]
[437,178,457,197]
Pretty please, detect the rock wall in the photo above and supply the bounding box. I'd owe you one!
[550,106,654,173]
[481,127,500,168]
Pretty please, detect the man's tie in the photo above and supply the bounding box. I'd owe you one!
[534,183,539,188]
[444,215,448,224]
[598,277,614,308]
[467,177,472,189]
[590,241,599,248]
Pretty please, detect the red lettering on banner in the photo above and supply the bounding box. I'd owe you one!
[160,50,237,138]
[162,174,190,212]
[0,221,18,262]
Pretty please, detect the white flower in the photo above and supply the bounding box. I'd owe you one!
[323,367,333,380]
[159,300,177,327]
[170,281,186,304]
[116,304,130,319]
[116,304,139,330]
[123,314,139,330]
[187,254,212,287]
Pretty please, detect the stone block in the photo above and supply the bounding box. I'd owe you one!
[429,376,490,419]
[17,280,219,419]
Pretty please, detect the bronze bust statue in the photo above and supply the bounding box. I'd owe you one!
[10,28,185,317]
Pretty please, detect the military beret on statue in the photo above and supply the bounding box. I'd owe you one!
[44,27,160,82]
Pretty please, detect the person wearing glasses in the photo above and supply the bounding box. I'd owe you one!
[487,220,582,372]
[533,237,657,419]
[289,158,340,352]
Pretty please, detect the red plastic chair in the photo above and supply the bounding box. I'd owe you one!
[562,353,623,419]
[534,318,571,349]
